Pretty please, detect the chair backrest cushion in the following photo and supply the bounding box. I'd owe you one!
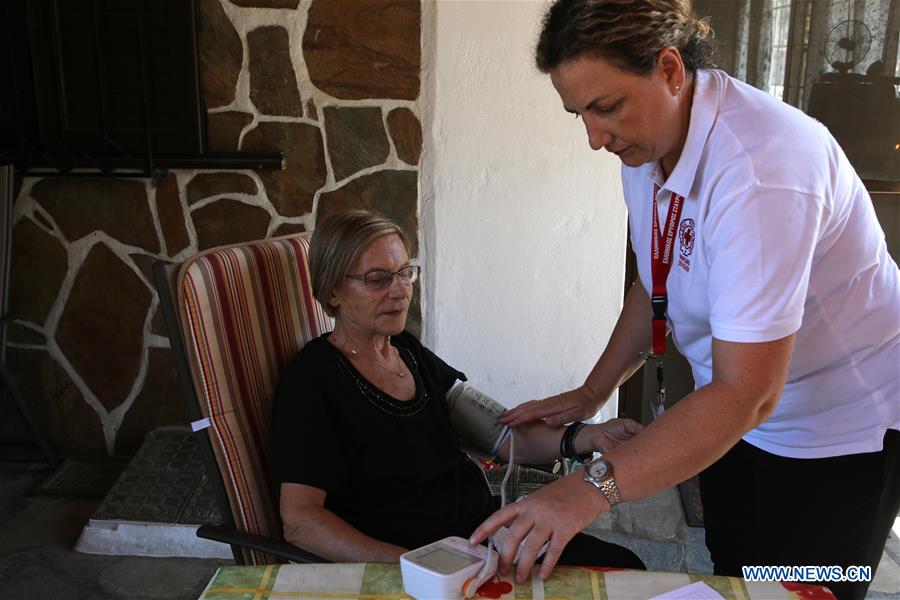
[176,232,332,564]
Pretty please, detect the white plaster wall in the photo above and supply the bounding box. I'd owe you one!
[420,0,628,421]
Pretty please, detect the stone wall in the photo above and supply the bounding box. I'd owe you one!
[9,0,422,457]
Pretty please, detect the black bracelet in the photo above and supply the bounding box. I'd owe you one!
[560,422,589,460]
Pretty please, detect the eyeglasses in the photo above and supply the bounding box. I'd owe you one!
[345,265,420,289]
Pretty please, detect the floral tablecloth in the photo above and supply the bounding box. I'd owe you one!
[198,563,836,599]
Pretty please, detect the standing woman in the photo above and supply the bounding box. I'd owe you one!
[470,2,900,599]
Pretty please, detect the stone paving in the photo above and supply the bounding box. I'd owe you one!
[585,486,708,574]
[584,486,900,599]
[0,462,228,600]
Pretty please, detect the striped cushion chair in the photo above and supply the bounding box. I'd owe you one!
[157,232,332,565]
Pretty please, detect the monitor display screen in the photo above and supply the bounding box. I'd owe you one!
[414,547,480,574]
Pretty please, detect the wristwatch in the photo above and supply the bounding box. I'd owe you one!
[583,457,622,508]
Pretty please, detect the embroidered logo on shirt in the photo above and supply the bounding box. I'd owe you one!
[678,218,695,272]
[679,219,695,255]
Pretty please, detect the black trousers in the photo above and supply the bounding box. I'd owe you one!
[555,532,646,570]
[486,496,646,570]
[700,429,900,600]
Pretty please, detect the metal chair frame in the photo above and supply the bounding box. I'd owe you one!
[153,259,324,565]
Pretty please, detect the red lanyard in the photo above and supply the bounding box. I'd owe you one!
[649,184,684,355]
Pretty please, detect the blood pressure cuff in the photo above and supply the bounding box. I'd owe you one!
[445,381,510,458]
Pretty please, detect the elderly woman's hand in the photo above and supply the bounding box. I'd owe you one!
[586,418,643,454]
[499,385,603,428]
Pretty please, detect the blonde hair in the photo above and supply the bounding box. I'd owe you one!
[309,211,410,317]
[535,0,716,74]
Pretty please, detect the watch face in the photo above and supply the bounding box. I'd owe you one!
[587,459,610,480]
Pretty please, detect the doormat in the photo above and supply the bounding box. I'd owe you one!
[91,428,221,525]
[678,476,704,527]
[75,428,229,559]
[32,459,128,498]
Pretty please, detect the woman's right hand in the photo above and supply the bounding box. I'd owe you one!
[499,385,603,427]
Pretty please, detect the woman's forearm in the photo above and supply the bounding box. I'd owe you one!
[283,505,408,563]
[602,335,794,504]
[604,381,768,501]
[582,281,653,406]
[498,419,639,464]
[496,420,566,464]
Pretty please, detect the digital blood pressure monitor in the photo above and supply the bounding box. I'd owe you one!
[400,536,497,599]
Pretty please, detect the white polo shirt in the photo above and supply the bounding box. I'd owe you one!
[622,69,900,459]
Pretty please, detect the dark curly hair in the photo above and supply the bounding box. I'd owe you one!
[535,0,716,74]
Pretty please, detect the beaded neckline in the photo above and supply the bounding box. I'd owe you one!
[327,335,429,418]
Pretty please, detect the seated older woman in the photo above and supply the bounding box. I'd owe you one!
[272,210,644,568]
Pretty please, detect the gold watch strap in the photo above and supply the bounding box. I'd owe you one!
[598,477,623,507]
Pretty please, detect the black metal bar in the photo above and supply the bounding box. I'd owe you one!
[135,0,153,177]
[0,164,58,469]
[6,3,28,171]
[106,136,148,172]
[8,0,288,181]
[781,0,802,104]
[21,171,161,179]
[152,261,242,565]
[0,362,59,468]
[196,524,326,564]
[16,134,67,174]
[22,152,283,170]
[90,0,111,174]
[188,0,206,154]
[12,2,107,179]
[15,150,285,177]
[0,165,13,364]
[62,145,102,170]
[48,0,71,172]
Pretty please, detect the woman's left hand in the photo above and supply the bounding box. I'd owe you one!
[587,418,643,454]
[469,472,606,583]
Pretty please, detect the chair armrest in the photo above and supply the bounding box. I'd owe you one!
[196,524,328,564]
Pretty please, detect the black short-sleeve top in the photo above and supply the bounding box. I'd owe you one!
[271,330,495,550]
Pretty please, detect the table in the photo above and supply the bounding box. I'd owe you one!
[197,563,836,599]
